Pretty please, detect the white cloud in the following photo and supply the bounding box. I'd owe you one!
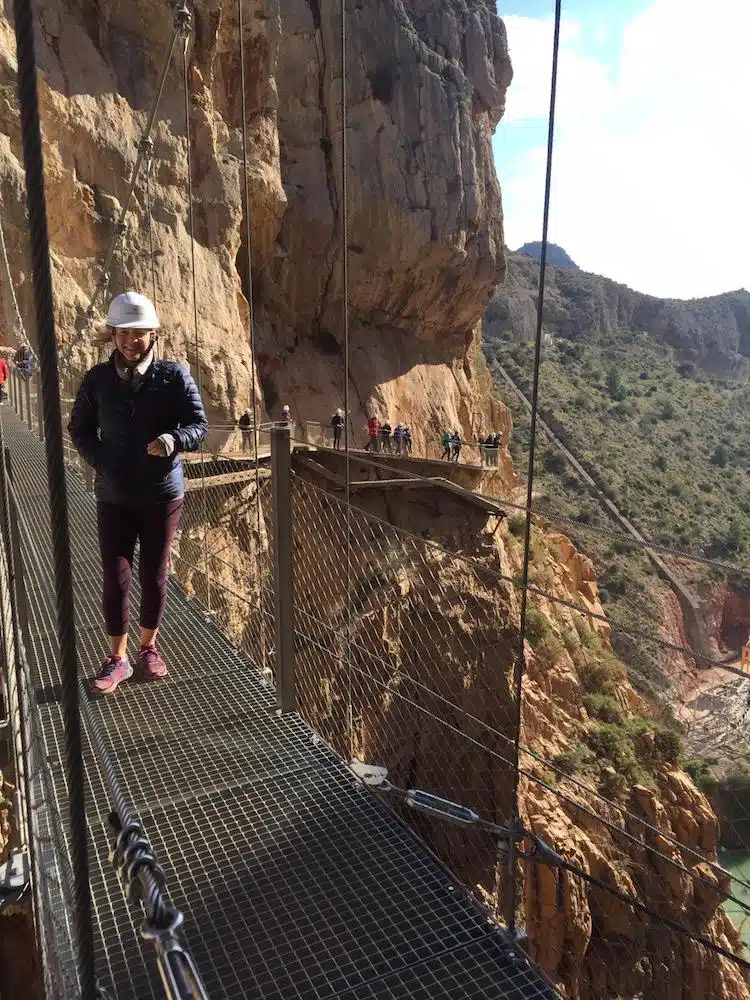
[496,0,750,298]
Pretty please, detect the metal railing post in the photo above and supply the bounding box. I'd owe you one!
[24,376,32,430]
[1,453,31,646]
[271,425,295,713]
[35,370,43,441]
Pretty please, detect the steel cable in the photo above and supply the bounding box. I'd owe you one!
[80,26,180,324]
[237,0,265,668]
[340,0,354,765]
[180,17,211,610]
[11,0,97,994]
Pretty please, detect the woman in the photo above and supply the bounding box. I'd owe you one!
[69,291,207,694]
[331,408,344,449]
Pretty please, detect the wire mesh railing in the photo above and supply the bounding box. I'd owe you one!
[290,472,750,995]
[0,443,80,999]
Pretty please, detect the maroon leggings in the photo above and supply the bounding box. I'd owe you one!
[97,499,184,636]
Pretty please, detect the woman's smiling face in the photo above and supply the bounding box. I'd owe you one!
[112,326,153,363]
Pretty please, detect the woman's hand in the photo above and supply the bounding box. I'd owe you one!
[147,438,168,457]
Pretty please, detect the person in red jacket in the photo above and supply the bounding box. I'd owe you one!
[365,414,379,452]
[0,355,9,404]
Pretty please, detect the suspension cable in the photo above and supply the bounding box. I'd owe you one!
[489,0,564,936]
[237,0,264,663]
[77,678,209,998]
[142,136,158,311]
[0,206,26,341]
[80,23,181,327]
[11,0,98,994]
[179,7,211,610]
[340,0,354,765]
[370,777,750,973]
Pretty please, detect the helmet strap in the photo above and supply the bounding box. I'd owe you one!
[112,331,157,369]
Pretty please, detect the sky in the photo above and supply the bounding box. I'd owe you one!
[493,0,750,299]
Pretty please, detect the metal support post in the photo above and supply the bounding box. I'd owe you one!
[271,425,295,713]
[35,371,43,441]
[24,376,32,430]
[0,452,30,659]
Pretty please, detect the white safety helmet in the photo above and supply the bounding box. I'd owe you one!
[106,291,160,330]
[282,404,291,415]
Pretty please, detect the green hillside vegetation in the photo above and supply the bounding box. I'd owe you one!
[484,328,750,700]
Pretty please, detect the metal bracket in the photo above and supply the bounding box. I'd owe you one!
[349,759,389,787]
[0,849,30,912]
[174,0,192,36]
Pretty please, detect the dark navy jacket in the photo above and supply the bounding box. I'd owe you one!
[68,354,208,504]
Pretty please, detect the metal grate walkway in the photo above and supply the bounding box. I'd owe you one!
[4,410,556,999]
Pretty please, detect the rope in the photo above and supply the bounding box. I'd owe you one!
[11,0,97,994]
[237,0,265,666]
[142,136,158,346]
[80,24,181,328]
[0,205,25,341]
[180,14,211,610]
[77,677,209,997]
[340,0,354,765]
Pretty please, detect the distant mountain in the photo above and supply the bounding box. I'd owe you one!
[487,252,750,376]
[516,242,579,270]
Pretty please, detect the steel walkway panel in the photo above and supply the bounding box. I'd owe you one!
[2,411,555,999]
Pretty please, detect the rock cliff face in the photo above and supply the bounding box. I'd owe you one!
[0,0,512,450]
[487,252,750,376]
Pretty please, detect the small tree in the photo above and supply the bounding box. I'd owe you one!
[543,451,566,474]
[605,366,626,402]
[711,443,729,468]
[659,399,675,420]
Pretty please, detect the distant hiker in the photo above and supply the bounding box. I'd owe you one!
[491,431,502,467]
[280,404,292,427]
[440,430,452,461]
[393,422,405,455]
[68,291,207,695]
[331,408,344,449]
[380,419,392,453]
[15,343,33,379]
[0,355,8,404]
[403,425,412,456]
[365,414,379,451]
[451,430,462,463]
[238,408,252,453]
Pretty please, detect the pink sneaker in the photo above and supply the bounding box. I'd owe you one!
[90,655,133,695]
[138,644,168,680]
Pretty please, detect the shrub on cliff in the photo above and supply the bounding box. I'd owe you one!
[583,693,623,724]
[653,727,682,763]
[525,608,550,644]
